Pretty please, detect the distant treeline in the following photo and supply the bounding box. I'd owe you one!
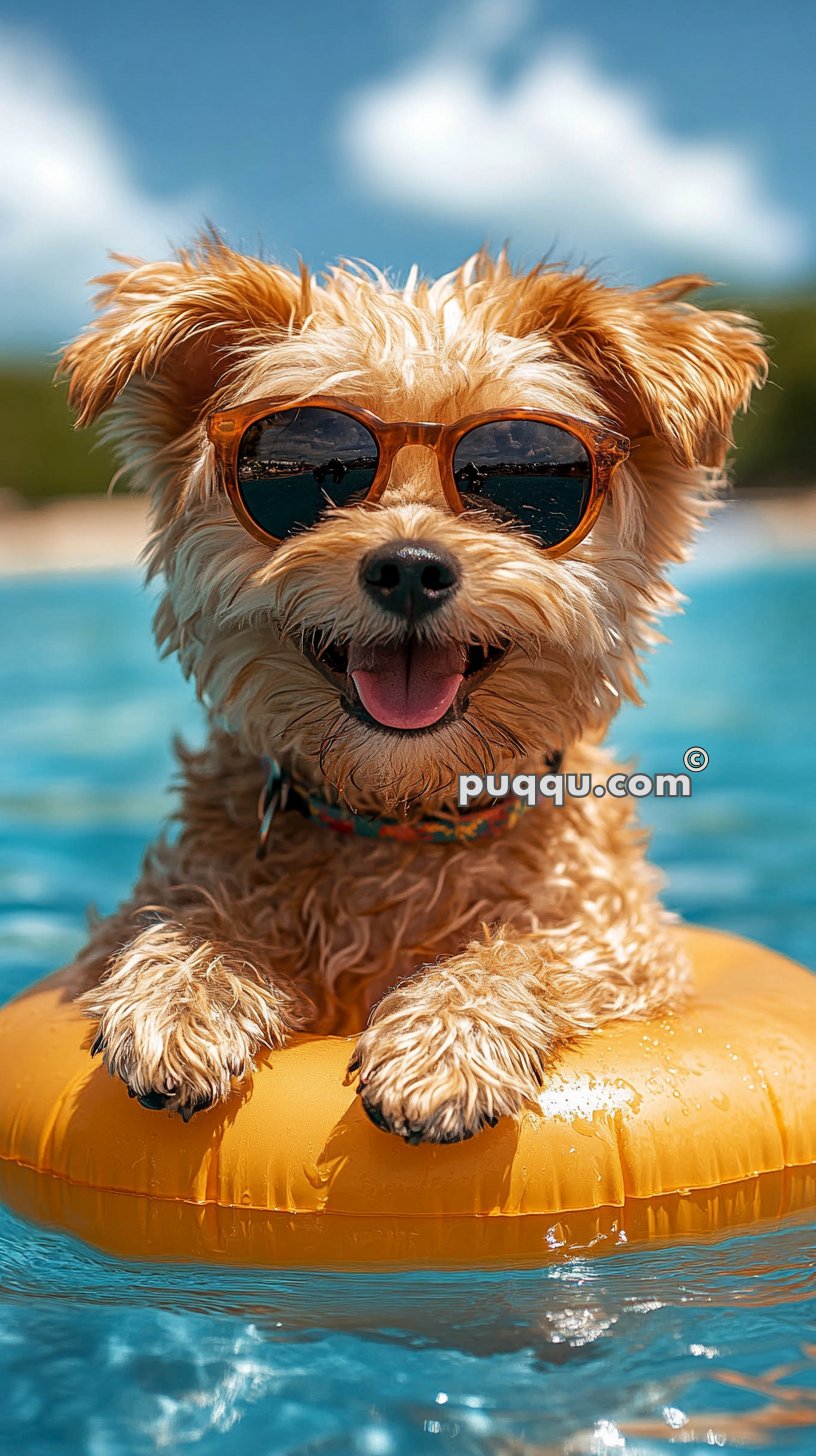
[726,292,816,489]
[1,291,813,502]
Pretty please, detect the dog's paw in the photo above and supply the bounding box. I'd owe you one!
[346,976,546,1145]
[89,1009,252,1120]
[80,922,300,1120]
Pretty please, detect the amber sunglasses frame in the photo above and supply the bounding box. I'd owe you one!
[206,395,630,558]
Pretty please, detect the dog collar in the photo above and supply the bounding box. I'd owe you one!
[256,755,562,858]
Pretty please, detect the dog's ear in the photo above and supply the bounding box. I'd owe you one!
[509,270,767,467]
[58,232,308,434]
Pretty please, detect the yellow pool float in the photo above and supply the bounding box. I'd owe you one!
[0,926,814,1266]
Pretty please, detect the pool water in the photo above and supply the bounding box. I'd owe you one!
[0,554,814,1454]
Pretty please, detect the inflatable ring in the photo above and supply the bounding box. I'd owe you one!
[0,926,814,1266]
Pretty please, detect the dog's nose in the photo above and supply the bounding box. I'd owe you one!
[360,541,460,620]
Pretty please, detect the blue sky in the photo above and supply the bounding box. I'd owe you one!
[0,0,813,351]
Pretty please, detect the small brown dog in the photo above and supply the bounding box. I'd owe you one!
[59,235,765,1142]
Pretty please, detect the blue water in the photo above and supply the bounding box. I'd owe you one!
[0,558,814,1454]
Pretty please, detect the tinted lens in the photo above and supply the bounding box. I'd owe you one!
[452,419,593,548]
[236,406,379,538]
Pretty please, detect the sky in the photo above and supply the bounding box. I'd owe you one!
[0,0,813,353]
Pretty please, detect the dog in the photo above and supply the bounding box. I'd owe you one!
[58,234,765,1142]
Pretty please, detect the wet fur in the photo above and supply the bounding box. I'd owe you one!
[57,236,765,1140]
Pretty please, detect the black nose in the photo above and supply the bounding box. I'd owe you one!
[360,540,460,621]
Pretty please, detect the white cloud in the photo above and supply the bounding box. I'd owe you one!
[341,8,806,279]
[0,27,204,348]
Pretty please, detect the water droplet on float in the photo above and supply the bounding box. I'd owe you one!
[303,1161,330,1190]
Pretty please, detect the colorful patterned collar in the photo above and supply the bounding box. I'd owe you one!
[257,756,561,857]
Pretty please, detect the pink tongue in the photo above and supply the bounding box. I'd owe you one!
[350,639,466,730]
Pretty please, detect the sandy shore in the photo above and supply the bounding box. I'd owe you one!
[1,491,815,576]
[0,495,151,575]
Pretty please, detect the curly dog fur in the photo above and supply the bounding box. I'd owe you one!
[57,235,766,1141]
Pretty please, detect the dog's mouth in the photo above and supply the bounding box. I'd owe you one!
[306,632,509,732]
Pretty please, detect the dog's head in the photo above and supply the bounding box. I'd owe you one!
[60,236,765,810]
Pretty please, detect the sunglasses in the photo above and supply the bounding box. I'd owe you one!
[207,396,630,557]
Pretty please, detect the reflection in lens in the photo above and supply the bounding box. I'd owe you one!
[236,407,379,538]
[453,419,593,548]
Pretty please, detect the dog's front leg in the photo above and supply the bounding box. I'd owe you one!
[79,919,304,1118]
[348,918,686,1144]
